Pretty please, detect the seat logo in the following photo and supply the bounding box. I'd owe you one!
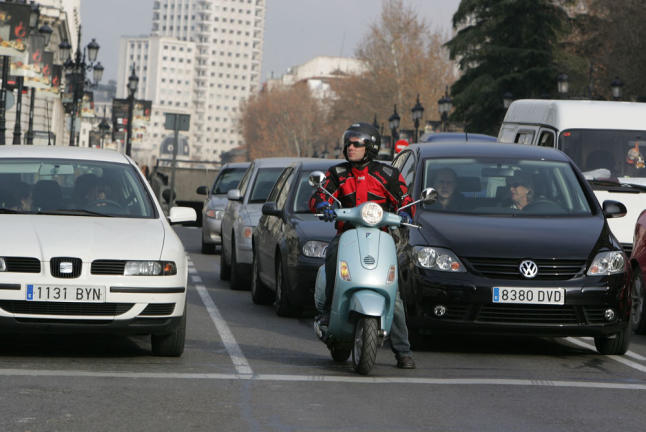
[60,262,73,274]
[519,260,538,279]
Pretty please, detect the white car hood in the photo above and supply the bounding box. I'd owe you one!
[0,215,165,261]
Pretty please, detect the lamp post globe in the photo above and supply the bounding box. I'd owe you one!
[557,73,569,98]
[58,40,71,62]
[87,38,100,63]
[611,77,623,100]
[39,24,53,46]
[93,62,104,84]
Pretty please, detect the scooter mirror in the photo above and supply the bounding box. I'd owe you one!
[420,187,438,204]
[309,171,326,187]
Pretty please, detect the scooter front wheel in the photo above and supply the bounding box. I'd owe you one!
[329,344,351,362]
[352,316,379,375]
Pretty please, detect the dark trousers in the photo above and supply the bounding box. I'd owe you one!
[323,233,412,356]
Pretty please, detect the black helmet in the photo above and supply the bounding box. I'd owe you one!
[342,122,381,162]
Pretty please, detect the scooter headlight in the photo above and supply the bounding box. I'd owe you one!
[414,246,465,272]
[587,251,625,276]
[361,202,383,225]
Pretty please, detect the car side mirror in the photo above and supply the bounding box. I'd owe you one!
[227,189,242,201]
[308,171,326,187]
[168,206,197,224]
[602,200,627,218]
[420,187,438,204]
[262,202,282,217]
[196,185,208,195]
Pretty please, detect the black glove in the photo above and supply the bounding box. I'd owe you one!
[316,202,336,222]
[398,211,412,225]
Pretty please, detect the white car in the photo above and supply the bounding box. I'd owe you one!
[0,146,196,356]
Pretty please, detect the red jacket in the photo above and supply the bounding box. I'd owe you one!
[309,161,414,233]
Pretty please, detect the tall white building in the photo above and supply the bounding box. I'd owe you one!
[117,36,196,164]
[150,0,266,160]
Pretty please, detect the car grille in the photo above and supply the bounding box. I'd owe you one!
[50,257,82,279]
[3,257,40,273]
[476,304,579,324]
[140,303,175,316]
[0,301,133,316]
[91,260,126,275]
[465,257,586,280]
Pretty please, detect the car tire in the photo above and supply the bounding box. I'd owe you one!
[201,240,215,254]
[230,238,246,290]
[220,242,231,280]
[631,268,646,334]
[594,326,631,355]
[274,256,298,317]
[151,305,186,357]
[251,251,273,304]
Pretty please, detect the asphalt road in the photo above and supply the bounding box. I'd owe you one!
[1,225,645,432]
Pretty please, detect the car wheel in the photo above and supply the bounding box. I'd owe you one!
[201,239,215,254]
[594,326,631,355]
[229,239,246,290]
[220,241,231,280]
[631,268,646,334]
[274,256,299,317]
[151,305,186,357]
[251,251,273,304]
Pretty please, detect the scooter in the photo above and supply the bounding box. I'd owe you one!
[309,171,436,375]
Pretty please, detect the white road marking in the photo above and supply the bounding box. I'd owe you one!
[565,337,646,373]
[0,368,644,390]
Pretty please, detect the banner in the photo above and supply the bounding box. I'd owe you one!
[40,64,62,99]
[111,98,129,132]
[10,33,45,78]
[24,51,53,89]
[0,3,31,57]
[81,91,94,118]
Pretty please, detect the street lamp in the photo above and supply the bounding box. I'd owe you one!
[503,91,513,109]
[97,106,111,149]
[611,77,623,100]
[388,104,400,159]
[411,93,424,143]
[61,26,103,146]
[438,86,452,132]
[557,73,569,99]
[125,63,139,156]
[26,24,55,145]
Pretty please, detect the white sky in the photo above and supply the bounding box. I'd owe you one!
[80,0,461,83]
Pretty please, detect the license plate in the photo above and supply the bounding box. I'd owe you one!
[492,287,564,305]
[26,284,106,303]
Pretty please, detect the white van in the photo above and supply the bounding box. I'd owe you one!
[498,99,646,252]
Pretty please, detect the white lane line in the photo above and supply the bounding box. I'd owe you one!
[565,337,646,373]
[0,368,644,390]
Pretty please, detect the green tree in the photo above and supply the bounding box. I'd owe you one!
[445,0,569,135]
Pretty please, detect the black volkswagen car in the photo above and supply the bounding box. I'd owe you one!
[393,142,633,355]
[251,159,340,316]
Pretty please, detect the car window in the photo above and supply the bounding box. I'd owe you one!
[237,163,254,197]
[0,158,155,218]
[248,168,284,204]
[421,157,592,216]
[276,170,295,210]
[268,167,293,203]
[399,151,416,188]
[514,130,535,145]
[212,167,246,195]
[538,130,555,148]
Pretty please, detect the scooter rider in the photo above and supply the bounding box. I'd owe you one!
[309,122,417,369]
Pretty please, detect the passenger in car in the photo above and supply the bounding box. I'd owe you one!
[428,168,466,211]
[508,171,534,210]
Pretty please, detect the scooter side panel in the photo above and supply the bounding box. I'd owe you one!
[314,265,326,313]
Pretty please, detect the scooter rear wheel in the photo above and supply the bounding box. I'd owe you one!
[352,316,379,375]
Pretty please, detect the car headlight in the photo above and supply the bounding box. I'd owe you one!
[124,261,177,276]
[361,202,383,225]
[414,246,466,272]
[0,258,5,271]
[302,241,328,258]
[587,251,625,276]
[205,209,224,219]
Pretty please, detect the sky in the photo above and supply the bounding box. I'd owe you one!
[81,0,461,84]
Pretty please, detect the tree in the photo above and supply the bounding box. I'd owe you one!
[445,0,569,135]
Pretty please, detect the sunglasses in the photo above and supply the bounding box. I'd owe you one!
[347,140,367,148]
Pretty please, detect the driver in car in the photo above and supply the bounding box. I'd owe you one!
[309,122,417,369]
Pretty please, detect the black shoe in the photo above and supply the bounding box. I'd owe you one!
[396,355,416,369]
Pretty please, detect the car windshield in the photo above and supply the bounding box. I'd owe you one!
[212,167,245,195]
[293,172,318,213]
[422,157,592,216]
[558,129,646,185]
[0,158,155,218]
[248,168,283,203]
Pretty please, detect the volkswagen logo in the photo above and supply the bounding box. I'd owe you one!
[519,260,538,279]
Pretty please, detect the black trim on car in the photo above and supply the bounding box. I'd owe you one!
[109,286,185,293]
[0,283,21,290]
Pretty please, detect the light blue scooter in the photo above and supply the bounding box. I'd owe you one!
[309,171,436,375]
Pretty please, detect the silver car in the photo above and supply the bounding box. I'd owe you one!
[197,162,250,254]
[220,157,300,290]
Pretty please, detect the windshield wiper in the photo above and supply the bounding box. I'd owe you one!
[36,209,113,217]
[0,208,20,214]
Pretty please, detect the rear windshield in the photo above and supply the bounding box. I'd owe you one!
[211,167,246,195]
[422,157,593,216]
[248,168,283,204]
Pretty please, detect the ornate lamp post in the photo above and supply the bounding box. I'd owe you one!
[411,93,424,143]
[438,86,452,132]
[611,77,623,101]
[503,91,513,109]
[557,73,569,99]
[125,63,139,156]
[61,28,103,146]
[97,106,111,149]
[388,104,400,159]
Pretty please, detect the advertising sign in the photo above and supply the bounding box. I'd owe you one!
[0,3,31,57]
[81,91,94,118]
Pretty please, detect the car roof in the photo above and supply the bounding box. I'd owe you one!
[408,141,571,162]
[222,161,251,169]
[420,132,497,143]
[251,157,303,168]
[0,145,130,164]
[295,158,345,171]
